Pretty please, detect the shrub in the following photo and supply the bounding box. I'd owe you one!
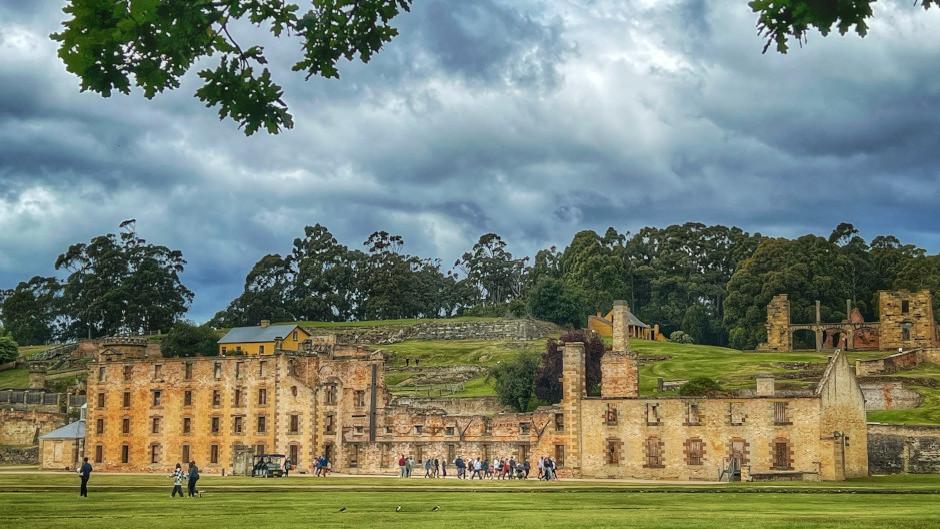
[679,377,724,397]
[669,330,695,344]
[488,352,540,412]
[0,335,18,364]
[161,321,221,357]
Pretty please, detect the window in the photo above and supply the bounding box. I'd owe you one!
[289,414,300,434]
[210,444,219,464]
[291,386,298,397]
[646,403,661,425]
[448,444,456,463]
[902,323,912,342]
[355,425,364,434]
[123,365,132,380]
[255,444,265,455]
[520,422,531,434]
[259,361,268,377]
[212,390,221,407]
[354,390,365,407]
[325,413,336,434]
[259,345,265,355]
[122,417,130,435]
[211,416,221,434]
[686,438,704,466]
[95,444,103,464]
[606,439,620,465]
[181,444,190,464]
[95,418,104,434]
[292,330,298,341]
[289,444,299,465]
[152,390,162,407]
[258,388,268,405]
[236,346,242,353]
[153,364,162,380]
[519,444,529,463]
[348,444,359,468]
[97,392,105,408]
[234,388,244,407]
[774,402,790,425]
[98,366,106,382]
[445,426,456,436]
[554,413,564,432]
[414,425,424,434]
[554,444,565,467]
[686,402,701,425]
[151,417,161,434]
[772,439,791,470]
[483,417,493,434]
[604,404,618,426]
[729,438,749,466]
[902,300,910,314]
[182,417,192,435]
[184,390,193,407]
[233,416,244,434]
[644,437,663,468]
[256,415,267,434]
[325,385,338,405]
[123,391,131,408]
[236,362,244,379]
[184,362,193,380]
[728,403,746,425]
[150,444,161,464]
[121,444,129,464]
[214,362,222,379]
[221,347,227,355]
[384,426,393,435]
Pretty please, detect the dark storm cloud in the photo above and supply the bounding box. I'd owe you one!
[2,0,940,321]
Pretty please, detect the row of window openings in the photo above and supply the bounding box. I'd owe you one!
[604,437,794,470]
[97,442,304,467]
[99,360,272,383]
[635,402,790,426]
[96,414,274,436]
[97,387,274,409]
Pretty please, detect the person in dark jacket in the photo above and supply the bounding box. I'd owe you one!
[78,457,92,497]
[187,461,200,497]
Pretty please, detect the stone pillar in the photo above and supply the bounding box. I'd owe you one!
[815,329,823,352]
[561,342,584,476]
[611,300,630,353]
[846,299,852,320]
[27,365,46,390]
[759,294,791,351]
[816,301,821,324]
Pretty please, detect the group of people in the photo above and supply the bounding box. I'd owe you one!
[170,461,202,497]
[396,454,560,480]
[314,454,331,476]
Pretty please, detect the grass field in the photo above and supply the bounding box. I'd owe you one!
[0,367,28,388]
[1,472,938,529]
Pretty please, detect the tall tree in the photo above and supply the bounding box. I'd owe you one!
[0,276,62,345]
[53,0,413,135]
[454,233,525,307]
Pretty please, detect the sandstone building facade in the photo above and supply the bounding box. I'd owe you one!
[759,290,939,352]
[80,302,867,481]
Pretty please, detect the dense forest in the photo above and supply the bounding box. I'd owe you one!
[2,221,939,350]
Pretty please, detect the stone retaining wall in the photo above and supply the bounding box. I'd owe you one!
[868,423,940,474]
[855,349,924,377]
[0,409,67,446]
[329,319,558,345]
[0,446,38,465]
[859,382,923,410]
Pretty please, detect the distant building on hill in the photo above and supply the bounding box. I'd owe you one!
[217,320,311,355]
[588,306,663,341]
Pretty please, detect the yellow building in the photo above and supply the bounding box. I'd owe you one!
[217,320,311,355]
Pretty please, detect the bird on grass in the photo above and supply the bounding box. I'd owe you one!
[396,505,402,512]
[432,506,440,512]
[338,507,347,512]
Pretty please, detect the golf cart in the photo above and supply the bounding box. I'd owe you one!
[251,454,286,477]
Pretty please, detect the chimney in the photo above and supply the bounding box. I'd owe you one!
[756,374,775,397]
[611,300,631,353]
[260,320,270,328]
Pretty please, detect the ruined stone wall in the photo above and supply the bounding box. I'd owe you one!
[600,352,638,398]
[816,351,869,479]
[579,397,822,480]
[388,397,503,415]
[879,290,937,350]
[758,295,791,351]
[855,349,923,377]
[330,319,558,345]
[868,423,940,474]
[0,409,67,446]
[859,382,923,410]
[0,446,39,465]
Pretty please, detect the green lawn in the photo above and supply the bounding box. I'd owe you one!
[0,367,28,388]
[1,473,938,529]
[381,338,545,367]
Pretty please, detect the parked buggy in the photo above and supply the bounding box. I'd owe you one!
[251,454,286,477]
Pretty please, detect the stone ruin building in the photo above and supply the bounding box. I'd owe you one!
[72,301,868,481]
[758,290,940,352]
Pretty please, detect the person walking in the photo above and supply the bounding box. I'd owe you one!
[405,456,414,478]
[433,458,440,478]
[398,454,407,477]
[284,458,290,477]
[537,456,544,480]
[187,461,200,497]
[423,457,433,478]
[522,458,530,479]
[77,457,92,497]
[441,459,447,478]
[170,463,185,497]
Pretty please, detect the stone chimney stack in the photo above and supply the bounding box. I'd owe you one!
[611,300,631,353]
[28,364,47,390]
[260,320,271,328]
[756,374,775,397]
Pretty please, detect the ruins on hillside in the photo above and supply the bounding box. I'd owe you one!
[587,306,663,341]
[70,300,868,481]
[758,290,940,352]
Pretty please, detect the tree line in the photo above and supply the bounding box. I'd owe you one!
[2,221,939,350]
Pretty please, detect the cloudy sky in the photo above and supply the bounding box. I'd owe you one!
[2,1,940,322]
